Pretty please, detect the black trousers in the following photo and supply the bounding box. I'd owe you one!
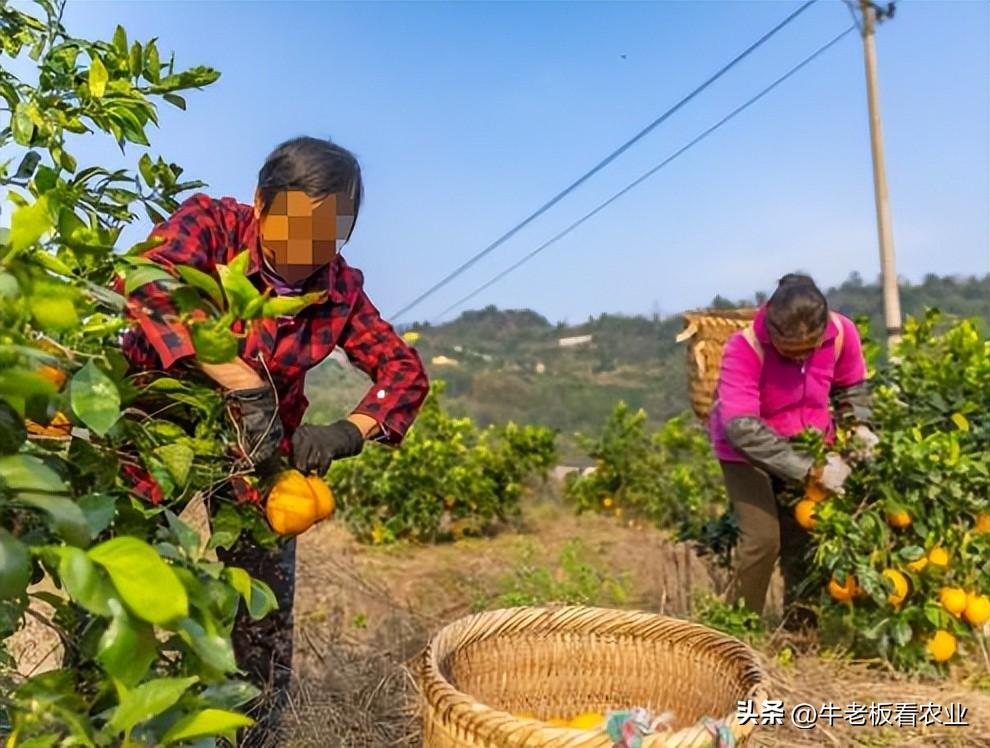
[216,533,297,747]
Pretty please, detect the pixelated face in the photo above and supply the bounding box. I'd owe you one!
[258,190,356,285]
[769,329,824,361]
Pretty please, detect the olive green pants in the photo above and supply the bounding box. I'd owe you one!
[721,460,812,617]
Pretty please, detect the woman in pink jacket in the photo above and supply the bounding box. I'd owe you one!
[710,274,877,619]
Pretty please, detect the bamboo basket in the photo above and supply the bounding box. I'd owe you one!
[675,309,758,423]
[419,606,770,747]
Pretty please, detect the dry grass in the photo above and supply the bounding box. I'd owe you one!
[281,493,989,746]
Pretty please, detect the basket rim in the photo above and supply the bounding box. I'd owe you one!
[419,605,771,746]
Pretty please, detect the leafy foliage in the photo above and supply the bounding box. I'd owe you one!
[328,381,557,544]
[0,4,284,744]
[563,404,727,538]
[471,539,630,612]
[801,312,989,672]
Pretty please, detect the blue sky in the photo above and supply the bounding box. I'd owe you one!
[56,1,990,324]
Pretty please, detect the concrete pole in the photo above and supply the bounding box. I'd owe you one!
[860,0,902,348]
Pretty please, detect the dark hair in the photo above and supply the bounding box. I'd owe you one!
[257,136,363,221]
[765,273,828,340]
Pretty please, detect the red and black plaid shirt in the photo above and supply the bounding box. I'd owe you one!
[118,192,428,449]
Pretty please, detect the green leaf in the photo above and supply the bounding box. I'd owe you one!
[30,295,79,332]
[70,360,121,436]
[0,453,67,495]
[177,618,237,674]
[113,25,128,56]
[88,54,109,97]
[78,493,117,538]
[19,494,90,547]
[0,400,27,455]
[162,708,252,744]
[138,153,155,187]
[198,681,261,710]
[224,567,252,604]
[124,263,176,295]
[248,579,278,621]
[144,40,161,83]
[9,195,53,254]
[176,265,224,307]
[898,545,925,562]
[216,255,260,316]
[262,291,327,318]
[950,412,970,433]
[12,103,35,146]
[206,505,243,551]
[190,324,239,365]
[892,620,913,646]
[59,149,77,173]
[0,529,31,601]
[55,546,113,616]
[14,151,41,181]
[165,510,201,559]
[30,250,75,277]
[89,537,189,624]
[109,676,199,735]
[129,41,143,78]
[97,604,158,686]
[17,736,57,748]
[155,443,194,487]
[163,93,186,110]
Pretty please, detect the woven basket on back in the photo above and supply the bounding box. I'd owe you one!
[419,606,770,747]
[675,308,758,423]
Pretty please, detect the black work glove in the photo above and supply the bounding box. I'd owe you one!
[291,420,364,476]
[225,385,284,471]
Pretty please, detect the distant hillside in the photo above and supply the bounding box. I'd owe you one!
[304,273,989,461]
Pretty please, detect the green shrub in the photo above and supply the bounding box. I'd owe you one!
[564,404,727,537]
[329,380,557,544]
[472,539,630,611]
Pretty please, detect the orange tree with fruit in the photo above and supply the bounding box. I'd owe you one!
[0,3,348,743]
[791,313,989,672]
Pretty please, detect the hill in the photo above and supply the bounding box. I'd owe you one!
[304,273,990,460]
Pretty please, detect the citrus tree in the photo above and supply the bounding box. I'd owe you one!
[794,313,989,672]
[329,380,557,544]
[564,403,727,538]
[0,3,294,744]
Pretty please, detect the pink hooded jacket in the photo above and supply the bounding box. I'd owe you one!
[709,307,868,463]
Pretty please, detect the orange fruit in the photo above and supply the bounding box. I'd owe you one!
[804,482,829,503]
[569,712,605,730]
[882,569,909,607]
[265,469,335,535]
[37,364,68,391]
[25,411,72,437]
[828,575,858,603]
[306,474,335,520]
[927,630,957,662]
[794,500,817,530]
[927,547,950,568]
[973,514,990,534]
[886,510,912,529]
[602,496,614,509]
[963,594,990,627]
[939,587,968,617]
[906,556,928,573]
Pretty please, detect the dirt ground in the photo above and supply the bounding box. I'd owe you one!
[284,488,990,747]
[8,486,989,746]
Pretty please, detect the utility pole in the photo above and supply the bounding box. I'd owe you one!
[858,0,902,348]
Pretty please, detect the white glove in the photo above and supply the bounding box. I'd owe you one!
[850,425,880,460]
[818,453,852,495]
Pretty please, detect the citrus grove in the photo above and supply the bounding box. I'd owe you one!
[0,3,988,747]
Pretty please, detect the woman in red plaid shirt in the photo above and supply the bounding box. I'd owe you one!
[120,137,429,744]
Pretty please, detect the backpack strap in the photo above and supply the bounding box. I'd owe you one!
[740,313,843,365]
[740,323,764,363]
[830,311,845,362]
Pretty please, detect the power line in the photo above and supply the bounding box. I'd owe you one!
[434,25,856,323]
[391,0,820,321]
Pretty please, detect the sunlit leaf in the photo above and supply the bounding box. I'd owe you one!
[162,708,252,744]
[70,360,120,436]
[108,676,198,734]
[88,54,109,97]
[89,537,189,624]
